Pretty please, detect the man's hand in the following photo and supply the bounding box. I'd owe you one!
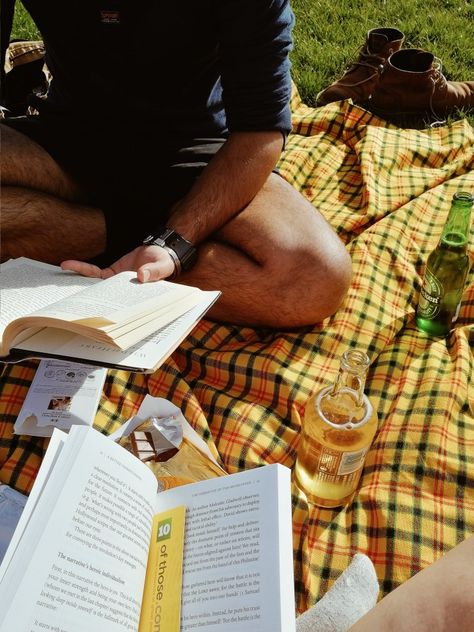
[61,245,175,282]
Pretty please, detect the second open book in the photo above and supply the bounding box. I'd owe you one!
[0,257,220,372]
[0,426,296,632]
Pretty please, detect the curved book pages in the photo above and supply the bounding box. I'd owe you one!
[0,258,220,373]
[0,426,296,631]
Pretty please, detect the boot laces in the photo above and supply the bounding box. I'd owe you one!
[428,57,447,125]
[330,48,390,89]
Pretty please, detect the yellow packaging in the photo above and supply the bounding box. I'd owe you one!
[147,438,227,485]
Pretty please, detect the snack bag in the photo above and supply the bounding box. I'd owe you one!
[112,396,227,490]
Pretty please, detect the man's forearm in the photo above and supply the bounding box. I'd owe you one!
[166,131,284,244]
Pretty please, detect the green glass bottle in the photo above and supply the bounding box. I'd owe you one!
[416,191,473,337]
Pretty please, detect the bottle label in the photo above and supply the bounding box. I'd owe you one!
[418,269,443,319]
[338,447,370,475]
[308,439,369,478]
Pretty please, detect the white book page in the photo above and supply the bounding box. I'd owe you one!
[0,258,97,339]
[13,291,220,372]
[29,273,199,325]
[0,485,27,568]
[1,258,203,352]
[105,289,204,349]
[0,427,158,632]
[154,464,296,632]
[0,429,68,582]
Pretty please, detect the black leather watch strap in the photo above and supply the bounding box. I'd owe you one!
[143,227,198,276]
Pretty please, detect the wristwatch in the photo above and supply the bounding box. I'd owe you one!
[142,227,198,278]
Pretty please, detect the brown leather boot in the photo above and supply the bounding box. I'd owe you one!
[369,48,474,126]
[316,27,404,106]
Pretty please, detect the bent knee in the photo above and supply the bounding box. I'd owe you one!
[285,239,352,325]
[321,244,352,313]
[311,245,352,320]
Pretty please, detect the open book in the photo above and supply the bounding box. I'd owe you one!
[0,426,296,632]
[0,257,220,372]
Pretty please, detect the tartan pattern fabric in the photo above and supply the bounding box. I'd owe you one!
[1,96,473,615]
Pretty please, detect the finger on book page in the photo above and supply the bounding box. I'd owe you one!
[61,260,115,279]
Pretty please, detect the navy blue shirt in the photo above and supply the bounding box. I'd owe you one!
[14,0,295,138]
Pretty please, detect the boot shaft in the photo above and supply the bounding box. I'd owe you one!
[316,27,404,105]
[370,48,474,125]
[366,27,405,58]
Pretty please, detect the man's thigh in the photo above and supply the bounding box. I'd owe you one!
[2,114,225,207]
[2,115,226,262]
[0,119,83,201]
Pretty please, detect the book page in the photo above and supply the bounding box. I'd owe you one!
[103,289,204,349]
[0,485,28,567]
[3,276,203,354]
[2,260,213,356]
[0,426,158,632]
[0,429,68,583]
[0,258,97,344]
[11,291,220,372]
[153,464,296,632]
[27,272,199,326]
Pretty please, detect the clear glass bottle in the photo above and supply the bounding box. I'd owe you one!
[416,191,473,337]
[293,349,378,508]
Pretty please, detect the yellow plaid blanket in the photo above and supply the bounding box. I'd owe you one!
[1,95,473,614]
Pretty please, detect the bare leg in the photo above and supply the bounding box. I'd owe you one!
[2,123,351,327]
[180,173,352,326]
[349,536,474,632]
[1,124,106,263]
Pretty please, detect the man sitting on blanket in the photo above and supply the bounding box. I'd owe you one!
[0,0,351,328]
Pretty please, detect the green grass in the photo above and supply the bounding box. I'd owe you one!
[11,0,474,126]
[290,0,474,126]
[11,4,40,41]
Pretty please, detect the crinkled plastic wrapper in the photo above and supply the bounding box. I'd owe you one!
[118,416,227,492]
[117,414,181,460]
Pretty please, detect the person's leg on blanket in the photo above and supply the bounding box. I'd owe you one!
[1,125,106,263]
[175,172,352,328]
[1,124,352,328]
[348,535,474,631]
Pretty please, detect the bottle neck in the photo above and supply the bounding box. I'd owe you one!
[439,192,473,250]
[329,349,369,406]
[318,349,372,429]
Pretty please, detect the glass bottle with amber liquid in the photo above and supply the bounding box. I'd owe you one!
[294,349,377,508]
[416,191,473,337]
